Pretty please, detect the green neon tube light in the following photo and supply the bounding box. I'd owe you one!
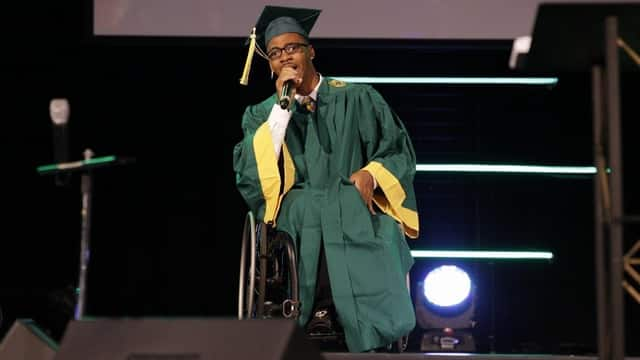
[411,250,553,260]
[37,156,117,173]
[415,164,597,174]
[332,77,558,85]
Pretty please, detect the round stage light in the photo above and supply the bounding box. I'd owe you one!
[422,265,472,307]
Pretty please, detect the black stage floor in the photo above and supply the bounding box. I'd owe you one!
[322,354,640,360]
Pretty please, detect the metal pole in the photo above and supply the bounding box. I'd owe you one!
[75,149,94,320]
[592,64,609,360]
[604,16,625,360]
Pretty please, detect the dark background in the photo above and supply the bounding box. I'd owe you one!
[1,1,639,355]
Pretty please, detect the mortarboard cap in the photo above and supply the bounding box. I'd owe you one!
[240,5,321,86]
[253,5,321,50]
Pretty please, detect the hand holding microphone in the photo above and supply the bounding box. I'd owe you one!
[279,80,294,109]
[275,66,301,110]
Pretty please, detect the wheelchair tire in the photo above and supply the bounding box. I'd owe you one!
[238,211,257,319]
[255,221,268,317]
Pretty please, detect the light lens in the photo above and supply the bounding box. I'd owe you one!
[423,265,472,307]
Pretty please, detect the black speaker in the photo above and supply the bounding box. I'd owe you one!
[0,319,58,360]
[54,318,325,360]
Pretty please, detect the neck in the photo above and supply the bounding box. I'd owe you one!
[297,70,319,96]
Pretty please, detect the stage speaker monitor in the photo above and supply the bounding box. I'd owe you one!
[0,318,58,360]
[54,318,325,360]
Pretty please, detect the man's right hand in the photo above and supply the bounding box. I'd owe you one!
[275,66,302,104]
[350,169,376,215]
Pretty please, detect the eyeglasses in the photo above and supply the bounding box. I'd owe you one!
[267,42,309,60]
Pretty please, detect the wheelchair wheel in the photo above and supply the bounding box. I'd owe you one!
[238,212,268,319]
[238,211,301,320]
[238,211,255,319]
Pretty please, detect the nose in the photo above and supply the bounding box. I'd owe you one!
[278,51,293,62]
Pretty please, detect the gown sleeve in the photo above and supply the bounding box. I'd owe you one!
[357,86,420,239]
[233,101,296,225]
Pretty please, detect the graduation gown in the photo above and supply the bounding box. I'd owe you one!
[233,77,419,352]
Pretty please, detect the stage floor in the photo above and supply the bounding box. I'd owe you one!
[323,354,640,360]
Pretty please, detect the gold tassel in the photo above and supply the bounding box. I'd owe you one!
[240,28,257,86]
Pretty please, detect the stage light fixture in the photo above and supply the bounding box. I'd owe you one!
[415,264,476,352]
[423,265,472,307]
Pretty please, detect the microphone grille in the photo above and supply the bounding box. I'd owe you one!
[50,98,70,125]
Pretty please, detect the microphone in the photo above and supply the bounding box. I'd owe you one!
[50,98,71,186]
[279,80,294,110]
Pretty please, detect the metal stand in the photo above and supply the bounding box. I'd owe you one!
[592,16,625,360]
[592,63,610,360]
[517,5,640,358]
[37,150,134,322]
[74,149,94,320]
[605,18,625,360]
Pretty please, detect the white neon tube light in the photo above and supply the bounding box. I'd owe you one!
[332,77,558,85]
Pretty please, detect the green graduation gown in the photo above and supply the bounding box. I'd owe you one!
[233,77,420,352]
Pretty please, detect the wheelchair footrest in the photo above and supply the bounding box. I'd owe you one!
[307,330,345,342]
[307,331,348,352]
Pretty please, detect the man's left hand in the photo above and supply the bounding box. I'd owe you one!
[350,170,376,215]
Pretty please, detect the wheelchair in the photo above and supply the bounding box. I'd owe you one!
[237,211,410,352]
[237,211,300,321]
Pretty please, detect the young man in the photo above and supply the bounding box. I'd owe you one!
[233,5,420,353]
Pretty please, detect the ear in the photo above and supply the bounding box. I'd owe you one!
[308,45,316,60]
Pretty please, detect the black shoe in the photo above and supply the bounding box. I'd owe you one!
[306,308,335,335]
[306,307,347,352]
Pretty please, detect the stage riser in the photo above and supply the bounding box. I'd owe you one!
[0,319,57,360]
[323,354,640,360]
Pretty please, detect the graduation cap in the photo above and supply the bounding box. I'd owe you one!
[240,5,321,85]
